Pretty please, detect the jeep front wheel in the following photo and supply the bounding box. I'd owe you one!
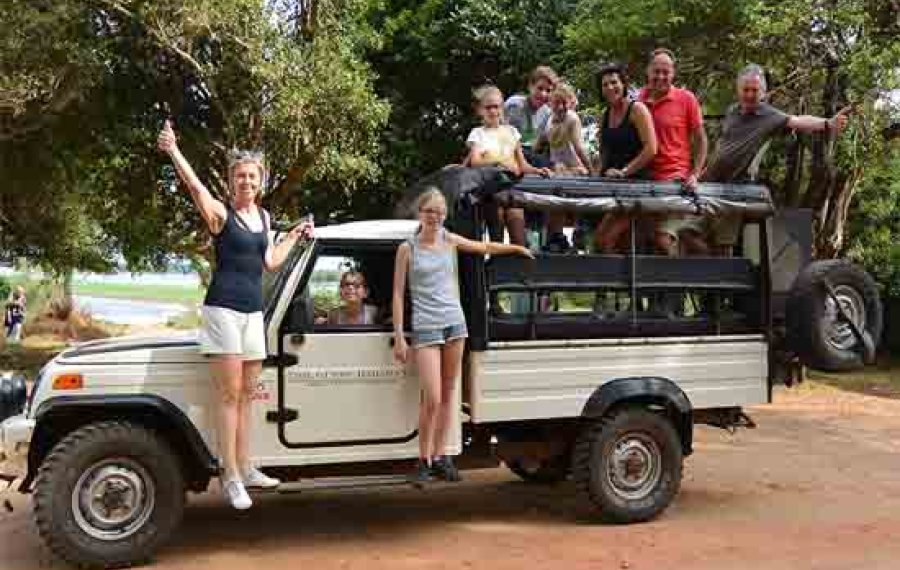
[573,408,682,523]
[33,421,185,569]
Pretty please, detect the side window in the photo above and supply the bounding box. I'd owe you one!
[286,244,402,333]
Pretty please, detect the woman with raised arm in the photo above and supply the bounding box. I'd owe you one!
[392,188,533,485]
[157,120,313,510]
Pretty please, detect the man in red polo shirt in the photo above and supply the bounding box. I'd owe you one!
[639,48,708,254]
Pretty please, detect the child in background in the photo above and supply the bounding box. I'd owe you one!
[537,83,590,175]
[465,85,551,245]
[504,66,558,165]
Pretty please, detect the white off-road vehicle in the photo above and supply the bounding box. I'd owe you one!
[0,171,882,568]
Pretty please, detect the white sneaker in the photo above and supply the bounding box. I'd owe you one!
[243,467,281,489]
[223,479,252,510]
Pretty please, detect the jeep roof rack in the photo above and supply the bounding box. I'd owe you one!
[495,176,775,219]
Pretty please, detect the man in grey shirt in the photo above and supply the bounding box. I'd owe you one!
[703,64,851,254]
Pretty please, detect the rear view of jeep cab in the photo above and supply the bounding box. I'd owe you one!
[0,173,881,569]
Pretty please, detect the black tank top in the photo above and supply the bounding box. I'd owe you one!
[600,102,644,174]
[203,207,269,313]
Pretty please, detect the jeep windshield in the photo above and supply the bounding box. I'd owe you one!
[262,236,310,314]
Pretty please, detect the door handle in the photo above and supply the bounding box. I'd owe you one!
[289,333,305,346]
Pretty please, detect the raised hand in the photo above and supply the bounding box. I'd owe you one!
[287,220,315,241]
[157,120,178,154]
[830,106,852,133]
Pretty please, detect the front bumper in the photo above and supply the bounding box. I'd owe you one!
[0,415,34,484]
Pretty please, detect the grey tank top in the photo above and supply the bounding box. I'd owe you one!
[407,230,466,331]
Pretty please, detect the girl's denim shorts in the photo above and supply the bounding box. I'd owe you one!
[411,323,468,348]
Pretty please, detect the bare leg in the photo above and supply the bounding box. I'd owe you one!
[504,207,526,246]
[597,215,631,253]
[415,346,442,461]
[547,211,567,236]
[433,338,465,457]
[655,231,677,256]
[210,356,244,481]
[236,359,262,476]
[680,231,710,256]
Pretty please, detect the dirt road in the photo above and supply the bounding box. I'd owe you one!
[4,383,900,570]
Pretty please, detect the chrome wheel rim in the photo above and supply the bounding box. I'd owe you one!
[605,433,661,501]
[823,285,866,351]
[71,458,155,541]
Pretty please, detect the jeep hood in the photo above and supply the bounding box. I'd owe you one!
[56,332,205,364]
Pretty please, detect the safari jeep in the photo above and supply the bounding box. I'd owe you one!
[0,171,882,568]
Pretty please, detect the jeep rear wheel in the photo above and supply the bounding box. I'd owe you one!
[33,421,185,569]
[573,408,682,523]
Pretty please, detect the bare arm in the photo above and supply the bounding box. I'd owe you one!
[392,243,410,338]
[624,103,657,176]
[447,233,534,258]
[569,118,591,171]
[787,106,851,134]
[686,125,709,189]
[264,215,314,272]
[157,121,227,234]
[514,145,550,177]
[468,144,521,174]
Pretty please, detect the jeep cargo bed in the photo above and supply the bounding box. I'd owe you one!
[469,335,768,423]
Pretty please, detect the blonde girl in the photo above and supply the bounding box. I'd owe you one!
[392,189,532,484]
[465,85,551,245]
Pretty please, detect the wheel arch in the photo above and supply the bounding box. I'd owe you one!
[25,395,217,492]
[580,377,693,456]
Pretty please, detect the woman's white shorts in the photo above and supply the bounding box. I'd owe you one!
[199,305,267,361]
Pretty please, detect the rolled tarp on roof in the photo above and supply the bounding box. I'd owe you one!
[496,176,775,220]
[396,167,775,220]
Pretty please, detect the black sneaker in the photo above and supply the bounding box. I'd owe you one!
[409,459,433,487]
[432,456,462,482]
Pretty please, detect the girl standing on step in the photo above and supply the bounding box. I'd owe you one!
[392,188,532,484]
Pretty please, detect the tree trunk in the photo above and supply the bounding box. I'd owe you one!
[61,269,74,306]
[816,169,861,258]
[782,133,805,207]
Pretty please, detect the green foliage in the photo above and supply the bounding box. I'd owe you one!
[0,277,10,301]
[1,0,897,302]
[845,145,900,299]
[359,0,576,218]
[1,0,388,271]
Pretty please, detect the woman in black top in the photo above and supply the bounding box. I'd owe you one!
[595,64,658,252]
[158,121,312,510]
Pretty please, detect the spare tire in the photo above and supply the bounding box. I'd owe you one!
[786,260,882,371]
[0,374,27,422]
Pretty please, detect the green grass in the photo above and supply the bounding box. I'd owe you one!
[808,357,900,398]
[4,274,203,306]
[72,281,203,305]
[165,310,202,330]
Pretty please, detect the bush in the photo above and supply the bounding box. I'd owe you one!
[0,276,10,301]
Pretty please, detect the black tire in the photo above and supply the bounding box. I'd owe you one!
[573,408,682,523]
[506,455,570,485]
[787,260,883,371]
[33,421,185,569]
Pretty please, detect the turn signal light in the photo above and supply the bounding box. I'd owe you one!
[52,374,84,391]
